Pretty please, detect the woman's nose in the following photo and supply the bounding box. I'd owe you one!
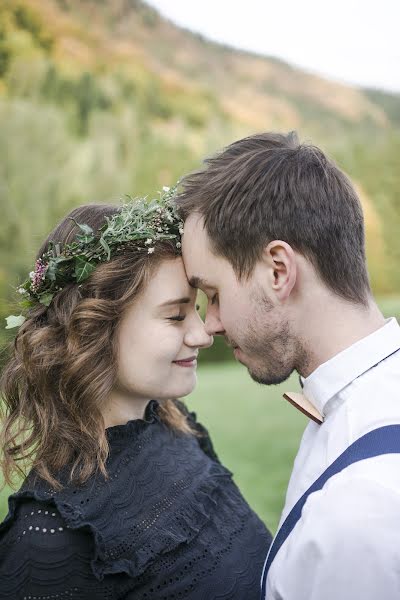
[185,314,214,349]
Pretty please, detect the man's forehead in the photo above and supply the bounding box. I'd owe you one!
[182,214,213,264]
[182,214,222,288]
[183,213,208,242]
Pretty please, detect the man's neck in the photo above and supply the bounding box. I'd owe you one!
[299,297,386,378]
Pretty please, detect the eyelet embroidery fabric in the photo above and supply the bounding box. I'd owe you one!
[0,401,272,599]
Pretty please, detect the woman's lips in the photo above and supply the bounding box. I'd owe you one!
[173,356,197,368]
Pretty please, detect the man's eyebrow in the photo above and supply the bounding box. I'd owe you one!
[189,276,213,289]
[160,297,191,307]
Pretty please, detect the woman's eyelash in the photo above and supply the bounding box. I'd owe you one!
[168,304,200,321]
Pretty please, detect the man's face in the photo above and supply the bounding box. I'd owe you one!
[182,214,300,385]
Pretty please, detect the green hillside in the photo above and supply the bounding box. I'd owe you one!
[0,0,399,350]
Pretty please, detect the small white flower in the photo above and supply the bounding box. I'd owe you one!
[162,186,170,192]
[147,247,155,254]
[18,287,25,294]
[145,238,153,245]
[176,242,182,249]
[179,227,184,235]
[29,271,35,279]
[157,227,163,232]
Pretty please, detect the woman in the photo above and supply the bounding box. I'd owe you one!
[0,190,272,599]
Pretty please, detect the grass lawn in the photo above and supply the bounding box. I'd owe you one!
[0,363,306,533]
[185,363,306,532]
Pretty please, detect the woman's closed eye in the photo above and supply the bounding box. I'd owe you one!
[168,304,200,322]
[210,294,218,305]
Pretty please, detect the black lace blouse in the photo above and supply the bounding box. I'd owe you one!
[0,401,272,599]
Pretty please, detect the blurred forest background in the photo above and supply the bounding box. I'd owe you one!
[0,0,399,526]
[1,0,400,340]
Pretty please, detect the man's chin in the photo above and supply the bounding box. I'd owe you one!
[233,348,292,385]
[248,365,293,386]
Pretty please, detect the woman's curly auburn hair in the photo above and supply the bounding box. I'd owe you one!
[0,203,194,491]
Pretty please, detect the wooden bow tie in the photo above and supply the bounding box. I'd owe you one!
[283,392,324,424]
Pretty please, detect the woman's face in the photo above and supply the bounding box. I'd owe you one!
[114,257,213,403]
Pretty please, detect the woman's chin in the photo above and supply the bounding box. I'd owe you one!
[171,374,198,399]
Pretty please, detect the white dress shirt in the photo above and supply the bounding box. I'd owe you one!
[265,317,400,600]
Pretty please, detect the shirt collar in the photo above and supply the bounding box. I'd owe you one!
[302,318,400,418]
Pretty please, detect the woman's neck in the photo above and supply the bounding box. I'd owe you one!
[102,390,151,428]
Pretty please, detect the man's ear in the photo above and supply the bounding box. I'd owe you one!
[263,240,297,301]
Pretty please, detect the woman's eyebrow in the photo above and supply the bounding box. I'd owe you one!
[159,297,191,307]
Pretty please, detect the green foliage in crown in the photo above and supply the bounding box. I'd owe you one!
[5,186,183,329]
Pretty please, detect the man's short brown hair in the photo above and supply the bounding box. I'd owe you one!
[177,131,371,305]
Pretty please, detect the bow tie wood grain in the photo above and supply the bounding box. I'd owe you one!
[283,392,324,424]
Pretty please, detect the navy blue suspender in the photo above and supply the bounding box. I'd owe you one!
[260,424,400,599]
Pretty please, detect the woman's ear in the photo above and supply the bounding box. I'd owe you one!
[264,240,297,301]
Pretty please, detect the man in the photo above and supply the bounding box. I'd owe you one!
[177,131,400,600]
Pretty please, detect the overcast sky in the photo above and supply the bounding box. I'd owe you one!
[146,0,400,93]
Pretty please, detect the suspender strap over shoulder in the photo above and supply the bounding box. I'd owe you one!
[260,424,400,599]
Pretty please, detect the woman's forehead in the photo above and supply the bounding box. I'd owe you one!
[145,258,195,304]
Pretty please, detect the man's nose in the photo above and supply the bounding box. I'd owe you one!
[204,307,225,336]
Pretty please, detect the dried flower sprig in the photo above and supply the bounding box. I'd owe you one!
[5,185,183,329]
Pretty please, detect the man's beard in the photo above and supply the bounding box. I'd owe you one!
[232,296,309,385]
[245,319,296,385]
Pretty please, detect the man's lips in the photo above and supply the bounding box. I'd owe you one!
[224,338,241,358]
[228,343,240,352]
[224,336,239,350]
[233,347,245,363]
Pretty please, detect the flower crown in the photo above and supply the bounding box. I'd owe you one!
[6,186,183,329]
